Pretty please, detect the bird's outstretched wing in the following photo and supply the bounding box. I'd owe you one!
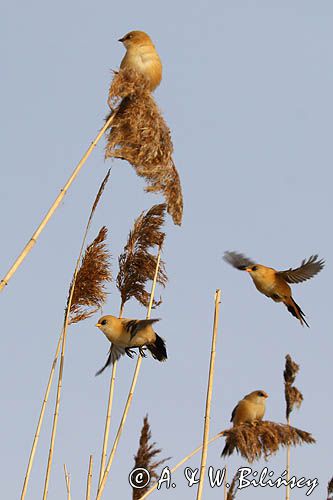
[95,344,126,376]
[278,255,325,284]
[223,251,256,270]
[124,319,160,340]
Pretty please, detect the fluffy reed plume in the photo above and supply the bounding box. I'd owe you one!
[284,354,303,420]
[226,470,240,500]
[69,226,112,323]
[221,421,315,463]
[117,203,167,309]
[105,68,183,226]
[327,476,333,499]
[132,415,169,499]
[21,172,111,500]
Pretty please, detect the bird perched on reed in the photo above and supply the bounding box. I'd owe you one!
[229,390,268,426]
[118,30,162,91]
[95,315,167,375]
[223,252,324,327]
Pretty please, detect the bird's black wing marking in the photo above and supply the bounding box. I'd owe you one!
[278,255,325,284]
[223,251,257,270]
[124,319,160,340]
[95,344,126,376]
[230,403,239,423]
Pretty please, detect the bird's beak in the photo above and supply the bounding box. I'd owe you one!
[118,37,125,43]
[264,392,269,398]
[245,267,252,273]
[95,323,101,328]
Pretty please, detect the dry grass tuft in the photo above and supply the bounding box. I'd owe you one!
[117,204,167,309]
[69,227,112,323]
[132,415,169,499]
[221,421,315,463]
[105,68,183,226]
[327,476,333,499]
[226,469,240,500]
[284,354,303,420]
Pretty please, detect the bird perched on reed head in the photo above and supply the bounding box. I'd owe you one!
[95,315,167,375]
[222,390,268,456]
[118,30,162,91]
[223,252,324,327]
[229,390,268,426]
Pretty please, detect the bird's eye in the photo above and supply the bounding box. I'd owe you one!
[101,319,107,326]
[252,266,258,271]
[127,34,132,39]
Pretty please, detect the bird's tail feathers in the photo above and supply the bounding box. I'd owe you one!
[285,297,309,328]
[95,344,126,376]
[147,334,167,362]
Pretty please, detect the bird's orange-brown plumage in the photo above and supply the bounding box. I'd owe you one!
[223,252,324,327]
[119,30,162,91]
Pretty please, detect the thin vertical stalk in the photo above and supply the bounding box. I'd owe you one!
[286,416,290,500]
[196,289,222,500]
[64,464,71,500]
[86,455,93,500]
[21,331,63,500]
[224,466,227,500]
[0,113,115,293]
[96,249,162,500]
[97,302,125,488]
[42,207,99,499]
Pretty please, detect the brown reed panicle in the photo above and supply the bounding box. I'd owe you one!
[327,476,333,499]
[105,68,183,226]
[69,226,112,324]
[226,469,240,500]
[132,415,169,499]
[284,354,303,421]
[221,421,315,463]
[117,204,167,309]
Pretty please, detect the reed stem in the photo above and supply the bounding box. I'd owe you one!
[196,289,221,500]
[0,113,115,293]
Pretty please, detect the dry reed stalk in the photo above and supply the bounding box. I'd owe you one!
[284,354,303,500]
[64,464,71,500]
[221,420,315,462]
[97,204,166,488]
[42,174,112,499]
[96,249,162,500]
[86,455,93,500]
[97,361,118,489]
[226,469,240,500]
[21,331,63,500]
[196,289,222,500]
[138,432,225,499]
[105,68,183,226]
[327,477,333,499]
[132,415,169,499]
[0,115,115,293]
[223,466,227,500]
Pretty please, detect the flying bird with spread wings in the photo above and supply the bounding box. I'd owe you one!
[95,315,167,375]
[223,252,325,327]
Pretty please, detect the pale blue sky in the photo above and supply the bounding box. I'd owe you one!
[1,1,332,499]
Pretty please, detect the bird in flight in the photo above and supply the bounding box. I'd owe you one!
[118,30,162,91]
[95,315,167,375]
[223,252,324,327]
